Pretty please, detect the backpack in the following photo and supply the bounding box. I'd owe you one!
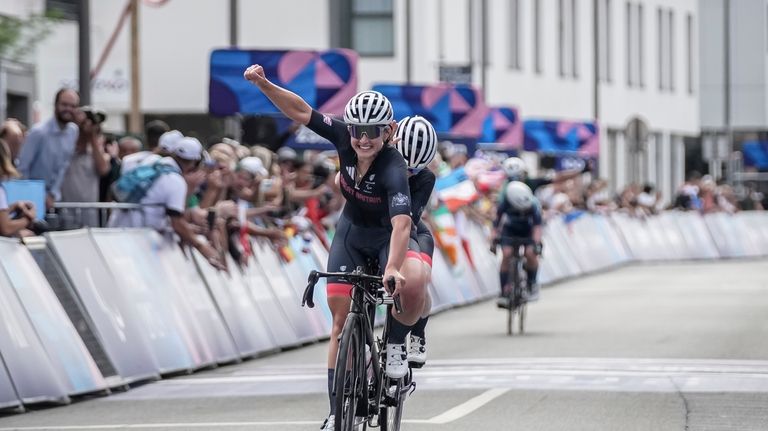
[112,162,179,203]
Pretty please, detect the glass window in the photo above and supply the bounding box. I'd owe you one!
[510,0,522,70]
[352,17,394,56]
[346,0,395,57]
[47,0,78,20]
[534,0,542,73]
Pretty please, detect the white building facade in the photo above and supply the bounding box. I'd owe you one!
[3,0,699,200]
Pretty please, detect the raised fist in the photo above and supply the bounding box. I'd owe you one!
[244,64,267,85]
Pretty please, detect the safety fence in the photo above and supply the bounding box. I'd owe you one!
[0,211,766,411]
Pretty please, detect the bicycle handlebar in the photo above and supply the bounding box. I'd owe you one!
[302,269,402,313]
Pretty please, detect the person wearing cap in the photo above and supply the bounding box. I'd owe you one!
[109,137,223,269]
[121,129,183,174]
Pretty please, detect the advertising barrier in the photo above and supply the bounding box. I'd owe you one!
[0,239,107,396]
[91,230,206,373]
[46,230,160,384]
[250,239,321,344]
[0,246,69,406]
[192,251,277,357]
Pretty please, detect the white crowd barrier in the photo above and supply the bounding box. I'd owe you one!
[0,210,766,410]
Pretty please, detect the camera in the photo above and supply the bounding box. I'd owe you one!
[80,106,107,125]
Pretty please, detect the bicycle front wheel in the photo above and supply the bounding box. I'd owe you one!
[379,377,405,431]
[334,316,366,431]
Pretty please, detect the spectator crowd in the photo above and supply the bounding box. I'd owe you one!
[0,87,765,269]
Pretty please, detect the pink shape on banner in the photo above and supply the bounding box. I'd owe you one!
[575,125,595,140]
[451,106,489,138]
[450,90,473,112]
[492,110,512,129]
[422,86,449,109]
[278,51,315,84]
[496,122,524,148]
[317,49,358,116]
[556,121,578,138]
[315,59,346,88]
[578,135,600,156]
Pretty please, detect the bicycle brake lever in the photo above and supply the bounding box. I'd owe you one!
[386,277,403,314]
[302,271,319,308]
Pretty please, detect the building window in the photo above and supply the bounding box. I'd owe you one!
[559,0,578,78]
[533,0,542,74]
[657,7,665,90]
[598,0,612,82]
[559,0,566,77]
[638,4,644,87]
[687,13,693,94]
[668,9,675,92]
[47,0,78,20]
[571,0,579,78]
[347,0,394,57]
[509,0,522,70]
[626,2,632,86]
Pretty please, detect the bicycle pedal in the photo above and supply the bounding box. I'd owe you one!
[408,361,425,369]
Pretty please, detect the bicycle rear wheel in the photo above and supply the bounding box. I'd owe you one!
[334,317,365,431]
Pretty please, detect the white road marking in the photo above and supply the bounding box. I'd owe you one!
[413,388,511,424]
[0,422,320,430]
[0,390,511,430]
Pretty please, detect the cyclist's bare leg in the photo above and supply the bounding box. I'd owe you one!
[524,245,539,286]
[499,245,514,295]
[391,255,428,326]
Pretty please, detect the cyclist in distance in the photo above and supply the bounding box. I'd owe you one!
[491,181,543,307]
[393,115,438,368]
[501,156,590,192]
[244,65,429,431]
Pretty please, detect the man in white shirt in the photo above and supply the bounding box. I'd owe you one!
[109,136,223,269]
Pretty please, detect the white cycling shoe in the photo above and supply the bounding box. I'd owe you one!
[407,335,427,367]
[527,283,540,302]
[386,343,408,379]
[320,415,334,430]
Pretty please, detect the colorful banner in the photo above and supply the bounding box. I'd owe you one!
[373,83,489,138]
[209,49,358,116]
[481,106,523,148]
[524,120,599,156]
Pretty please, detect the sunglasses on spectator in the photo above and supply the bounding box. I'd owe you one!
[348,124,386,140]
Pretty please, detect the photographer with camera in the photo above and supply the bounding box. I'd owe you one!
[60,106,110,204]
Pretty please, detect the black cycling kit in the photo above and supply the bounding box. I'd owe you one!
[306,110,420,291]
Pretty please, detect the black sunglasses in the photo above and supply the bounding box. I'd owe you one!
[348,124,386,140]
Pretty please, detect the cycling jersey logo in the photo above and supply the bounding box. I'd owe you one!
[369,174,375,181]
[340,265,347,271]
[392,192,409,207]
[323,115,333,126]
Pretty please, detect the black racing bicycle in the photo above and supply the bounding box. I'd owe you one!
[303,263,414,431]
[500,238,530,336]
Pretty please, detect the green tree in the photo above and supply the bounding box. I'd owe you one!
[0,11,60,61]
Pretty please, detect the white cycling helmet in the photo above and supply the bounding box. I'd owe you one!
[394,116,438,171]
[344,90,394,125]
[502,157,527,179]
[505,181,534,211]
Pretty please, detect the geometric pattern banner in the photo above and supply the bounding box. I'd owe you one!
[481,106,523,148]
[209,49,358,117]
[372,83,491,139]
[523,120,600,156]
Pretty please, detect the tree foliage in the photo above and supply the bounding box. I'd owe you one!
[0,11,61,61]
